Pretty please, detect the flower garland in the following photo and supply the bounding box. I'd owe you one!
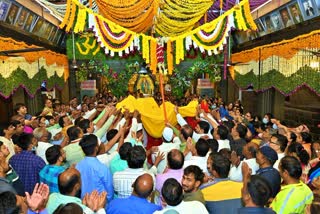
[59,0,72,29]
[150,39,157,74]
[95,0,156,33]
[60,0,256,73]
[155,0,213,37]
[66,1,77,32]
[93,16,136,52]
[73,7,87,33]
[142,35,151,64]
[232,30,320,63]
[0,37,68,68]
[234,67,320,97]
[0,67,64,99]
[167,40,173,74]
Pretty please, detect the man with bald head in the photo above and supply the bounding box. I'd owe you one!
[156,149,184,193]
[107,173,161,214]
[46,168,106,213]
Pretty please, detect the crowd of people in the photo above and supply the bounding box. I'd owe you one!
[0,92,319,214]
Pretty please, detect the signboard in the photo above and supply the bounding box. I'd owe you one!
[197,79,214,97]
[81,80,96,90]
[197,78,214,88]
[80,80,96,99]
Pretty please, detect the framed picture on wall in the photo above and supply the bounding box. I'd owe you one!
[270,11,284,31]
[44,23,54,40]
[39,21,49,37]
[0,0,10,21]
[262,15,275,34]
[53,30,62,44]
[288,1,304,24]
[300,0,318,19]
[316,0,320,12]
[32,17,45,35]
[48,26,58,42]
[4,2,19,25]
[14,8,28,29]
[24,12,37,32]
[254,19,266,36]
[279,7,294,28]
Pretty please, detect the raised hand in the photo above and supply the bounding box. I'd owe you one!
[25,183,49,212]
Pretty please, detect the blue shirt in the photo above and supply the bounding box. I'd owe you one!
[107,195,161,214]
[39,165,65,193]
[110,153,128,174]
[256,166,281,198]
[238,207,276,214]
[9,151,46,194]
[76,157,114,202]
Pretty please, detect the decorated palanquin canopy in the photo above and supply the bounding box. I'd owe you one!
[57,0,264,74]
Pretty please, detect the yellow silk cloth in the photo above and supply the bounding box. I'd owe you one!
[116,95,198,138]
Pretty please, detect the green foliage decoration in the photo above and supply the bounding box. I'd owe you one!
[234,65,320,94]
[0,67,64,98]
[103,63,136,97]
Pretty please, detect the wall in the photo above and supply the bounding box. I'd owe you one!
[283,86,320,139]
[229,84,320,140]
[16,0,60,25]
[251,0,291,19]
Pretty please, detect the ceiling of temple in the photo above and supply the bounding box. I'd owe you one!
[38,0,269,36]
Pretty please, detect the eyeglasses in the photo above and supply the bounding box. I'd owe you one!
[269,141,280,146]
[315,149,320,153]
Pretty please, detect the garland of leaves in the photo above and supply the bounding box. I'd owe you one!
[0,67,64,98]
[234,66,320,96]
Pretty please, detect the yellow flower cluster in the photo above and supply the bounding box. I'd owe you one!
[150,39,157,74]
[167,40,173,74]
[95,0,156,33]
[142,35,151,64]
[59,0,72,29]
[155,0,213,37]
[243,1,257,31]
[175,39,184,65]
[73,7,87,33]
[66,2,77,32]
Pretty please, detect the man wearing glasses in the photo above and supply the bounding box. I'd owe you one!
[269,134,288,170]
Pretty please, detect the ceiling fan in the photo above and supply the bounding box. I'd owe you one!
[0,47,46,57]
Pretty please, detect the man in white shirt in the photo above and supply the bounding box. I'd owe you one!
[269,134,287,170]
[184,138,210,175]
[152,127,181,173]
[154,178,208,214]
[229,142,259,181]
[113,145,162,198]
[215,125,231,151]
[0,122,16,160]
[33,127,53,164]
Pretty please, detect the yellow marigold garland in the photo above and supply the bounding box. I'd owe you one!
[73,7,87,33]
[243,1,257,31]
[175,38,184,65]
[142,35,150,64]
[66,1,77,32]
[167,40,173,74]
[59,0,72,29]
[150,39,157,74]
[95,0,156,33]
[235,5,247,31]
